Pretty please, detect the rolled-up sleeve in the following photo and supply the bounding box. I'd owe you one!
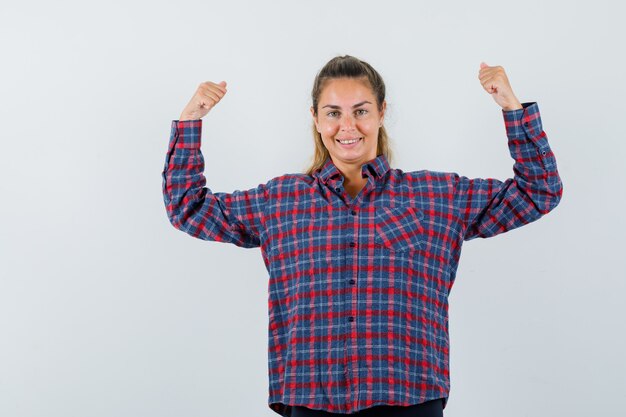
[453,102,563,241]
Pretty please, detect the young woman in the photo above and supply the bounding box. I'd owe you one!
[162,55,563,417]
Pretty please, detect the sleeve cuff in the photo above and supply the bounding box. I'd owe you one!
[502,101,555,169]
[502,102,542,140]
[168,119,202,149]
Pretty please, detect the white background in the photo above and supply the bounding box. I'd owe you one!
[1,1,624,416]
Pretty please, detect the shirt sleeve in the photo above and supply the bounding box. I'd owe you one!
[453,102,563,241]
[161,119,268,248]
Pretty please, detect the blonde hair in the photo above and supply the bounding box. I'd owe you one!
[305,55,393,176]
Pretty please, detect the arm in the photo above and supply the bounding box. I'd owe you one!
[161,119,268,248]
[453,102,563,241]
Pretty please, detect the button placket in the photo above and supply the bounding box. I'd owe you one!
[346,205,358,332]
[345,208,357,285]
[348,206,358,248]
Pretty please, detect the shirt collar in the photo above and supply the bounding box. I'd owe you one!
[315,154,391,184]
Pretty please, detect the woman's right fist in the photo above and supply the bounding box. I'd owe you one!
[179,81,228,121]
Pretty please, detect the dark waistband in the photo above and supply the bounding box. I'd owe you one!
[290,398,445,417]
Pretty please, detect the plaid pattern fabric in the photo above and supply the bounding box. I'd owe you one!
[162,102,563,416]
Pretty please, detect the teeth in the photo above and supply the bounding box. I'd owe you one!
[338,138,361,144]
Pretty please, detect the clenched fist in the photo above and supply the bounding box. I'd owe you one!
[478,63,523,111]
[179,81,228,121]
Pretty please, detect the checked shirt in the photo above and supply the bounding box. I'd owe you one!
[162,101,563,416]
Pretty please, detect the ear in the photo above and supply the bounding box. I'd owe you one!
[310,106,320,132]
[380,100,387,125]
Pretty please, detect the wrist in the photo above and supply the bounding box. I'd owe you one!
[179,114,200,121]
[502,102,523,111]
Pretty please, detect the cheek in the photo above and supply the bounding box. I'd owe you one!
[321,123,339,135]
[356,120,378,136]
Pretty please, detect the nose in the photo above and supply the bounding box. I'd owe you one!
[339,113,356,132]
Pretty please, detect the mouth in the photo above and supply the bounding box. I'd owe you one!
[336,137,363,147]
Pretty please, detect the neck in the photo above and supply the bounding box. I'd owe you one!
[332,160,369,198]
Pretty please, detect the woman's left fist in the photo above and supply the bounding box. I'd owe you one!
[478,62,523,111]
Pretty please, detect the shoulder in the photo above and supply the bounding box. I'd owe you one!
[264,172,317,190]
[386,168,461,207]
[389,167,458,186]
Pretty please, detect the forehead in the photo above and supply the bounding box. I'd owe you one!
[319,78,375,105]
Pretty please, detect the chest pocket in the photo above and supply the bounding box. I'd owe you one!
[374,205,425,252]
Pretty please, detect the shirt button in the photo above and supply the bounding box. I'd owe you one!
[335,187,341,192]
[349,279,355,285]
[348,316,354,322]
[349,242,356,247]
[350,210,357,215]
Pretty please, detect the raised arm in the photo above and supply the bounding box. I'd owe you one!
[161,81,268,248]
[453,63,563,241]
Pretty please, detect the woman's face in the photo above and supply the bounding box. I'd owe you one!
[311,77,386,172]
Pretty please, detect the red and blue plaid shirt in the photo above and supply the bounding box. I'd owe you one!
[162,102,562,416]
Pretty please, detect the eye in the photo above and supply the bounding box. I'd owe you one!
[356,109,368,116]
[327,111,339,117]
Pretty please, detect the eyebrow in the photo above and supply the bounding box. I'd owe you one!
[322,100,372,109]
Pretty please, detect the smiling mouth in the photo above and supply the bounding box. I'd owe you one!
[336,137,363,144]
